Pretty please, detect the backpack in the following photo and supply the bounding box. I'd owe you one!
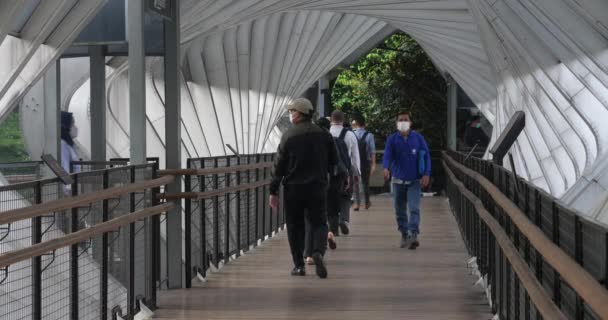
[357,131,370,172]
[336,129,352,174]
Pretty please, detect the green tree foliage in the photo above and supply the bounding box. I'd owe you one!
[332,32,447,149]
[0,110,30,163]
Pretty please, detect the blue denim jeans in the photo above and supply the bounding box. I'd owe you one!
[392,182,421,236]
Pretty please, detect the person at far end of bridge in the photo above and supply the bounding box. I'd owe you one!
[269,98,339,279]
[383,111,431,250]
[329,110,361,236]
[351,116,376,211]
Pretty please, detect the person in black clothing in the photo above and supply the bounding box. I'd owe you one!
[464,115,489,148]
[269,98,339,279]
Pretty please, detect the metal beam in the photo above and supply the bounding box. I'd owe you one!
[446,74,458,151]
[164,0,183,289]
[128,0,146,164]
[317,77,329,118]
[490,111,526,166]
[89,45,106,162]
[43,60,61,176]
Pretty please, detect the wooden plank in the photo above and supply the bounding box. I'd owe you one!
[443,160,566,320]
[0,175,174,225]
[444,152,608,318]
[155,196,492,320]
[0,202,175,268]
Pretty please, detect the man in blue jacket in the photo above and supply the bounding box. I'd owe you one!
[383,111,431,249]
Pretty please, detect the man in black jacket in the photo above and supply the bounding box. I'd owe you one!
[269,98,338,279]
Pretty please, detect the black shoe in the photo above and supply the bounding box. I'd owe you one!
[408,234,420,250]
[328,237,337,250]
[400,235,409,248]
[291,266,306,276]
[312,253,327,279]
[339,222,350,235]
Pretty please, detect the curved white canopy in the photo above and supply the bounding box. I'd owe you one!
[1,0,607,221]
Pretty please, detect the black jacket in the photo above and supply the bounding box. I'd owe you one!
[270,120,339,195]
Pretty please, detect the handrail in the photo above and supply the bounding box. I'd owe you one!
[0,175,175,225]
[162,179,271,201]
[442,160,566,320]
[0,202,175,268]
[158,162,273,176]
[443,152,608,318]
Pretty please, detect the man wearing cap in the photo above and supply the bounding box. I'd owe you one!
[269,98,338,279]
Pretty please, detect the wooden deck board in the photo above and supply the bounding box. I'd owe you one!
[155,196,492,319]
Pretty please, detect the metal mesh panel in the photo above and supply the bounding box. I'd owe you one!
[0,162,43,184]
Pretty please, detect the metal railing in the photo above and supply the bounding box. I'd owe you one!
[0,162,43,184]
[0,164,169,320]
[443,151,608,320]
[168,154,283,288]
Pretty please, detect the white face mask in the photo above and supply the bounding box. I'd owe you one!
[397,121,411,132]
[70,125,79,139]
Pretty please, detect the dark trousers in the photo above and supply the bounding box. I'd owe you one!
[285,184,328,268]
[354,166,371,206]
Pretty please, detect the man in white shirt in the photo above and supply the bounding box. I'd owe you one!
[329,110,360,235]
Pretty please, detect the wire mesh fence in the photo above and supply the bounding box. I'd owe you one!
[184,154,281,287]
[0,163,159,320]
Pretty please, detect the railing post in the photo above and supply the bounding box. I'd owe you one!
[128,167,136,316]
[213,158,220,267]
[552,202,561,307]
[236,156,242,256]
[149,163,159,309]
[32,181,42,320]
[247,156,252,248]
[199,160,206,278]
[255,155,260,242]
[574,216,584,320]
[70,175,79,320]
[225,157,231,263]
[101,171,109,319]
[185,159,192,288]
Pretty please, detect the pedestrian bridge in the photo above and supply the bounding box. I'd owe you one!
[155,195,492,320]
[0,152,607,320]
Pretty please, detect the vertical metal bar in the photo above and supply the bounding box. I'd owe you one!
[90,45,107,162]
[101,172,109,320]
[70,176,79,320]
[128,0,146,164]
[32,182,42,320]
[184,159,192,288]
[128,168,136,316]
[574,216,584,320]
[552,202,561,307]
[255,155,260,242]
[164,0,183,289]
[247,156,251,248]
[213,158,220,267]
[236,156,242,255]
[150,164,159,309]
[446,74,457,150]
[225,157,231,262]
[200,161,206,277]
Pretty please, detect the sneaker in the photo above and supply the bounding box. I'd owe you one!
[328,232,337,250]
[353,205,360,211]
[312,253,328,279]
[400,235,410,248]
[291,266,306,276]
[408,233,420,250]
[339,222,350,235]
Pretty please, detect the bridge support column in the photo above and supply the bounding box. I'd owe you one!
[89,45,106,162]
[318,76,330,118]
[43,61,61,176]
[446,74,458,151]
[164,0,183,289]
[128,0,146,165]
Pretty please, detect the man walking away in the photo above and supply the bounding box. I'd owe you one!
[269,98,338,279]
[464,115,489,148]
[382,111,431,249]
[351,117,376,211]
[329,110,360,236]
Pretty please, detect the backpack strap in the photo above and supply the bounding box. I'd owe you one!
[360,131,369,141]
[338,128,348,141]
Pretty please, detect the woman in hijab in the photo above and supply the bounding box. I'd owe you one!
[60,111,80,174]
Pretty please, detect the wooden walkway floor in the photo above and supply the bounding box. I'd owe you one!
[155,196,492,319]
